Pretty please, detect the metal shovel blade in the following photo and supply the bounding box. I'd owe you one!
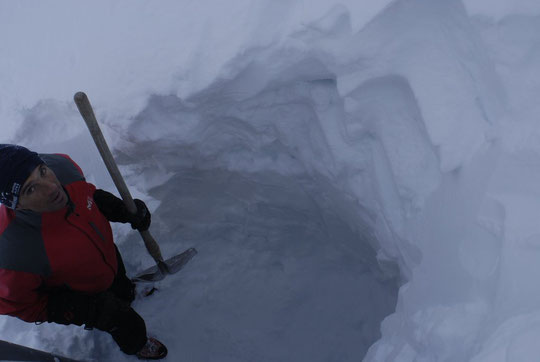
[132,247,198,283]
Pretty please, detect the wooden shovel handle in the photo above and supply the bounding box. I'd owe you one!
[74,92,164,264]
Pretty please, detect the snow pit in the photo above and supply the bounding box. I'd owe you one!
[112,63,404,361]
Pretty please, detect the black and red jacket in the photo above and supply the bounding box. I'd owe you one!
[0,154,118,322]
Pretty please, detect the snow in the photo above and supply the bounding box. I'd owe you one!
[1,0,540,361]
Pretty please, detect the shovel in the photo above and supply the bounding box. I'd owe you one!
[74,92,197,282]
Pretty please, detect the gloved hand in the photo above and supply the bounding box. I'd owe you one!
[47,290,132,332]
[93,189,151,231]
[47,290,93,327]
[126,199,151,232]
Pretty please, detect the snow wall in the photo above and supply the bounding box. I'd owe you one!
[2,0,540,361]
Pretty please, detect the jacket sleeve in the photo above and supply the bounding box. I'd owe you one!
[0,269,48,322]
[93,189,152,231]
[93,189,131,223]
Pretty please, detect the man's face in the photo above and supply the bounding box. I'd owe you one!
[16,164,68,213]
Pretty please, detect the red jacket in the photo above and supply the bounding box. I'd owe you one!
[0,154,118,322]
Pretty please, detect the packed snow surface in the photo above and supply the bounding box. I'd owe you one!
[2,0,540,361]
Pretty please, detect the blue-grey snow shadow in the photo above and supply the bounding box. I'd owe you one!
[116,58,400,361]
[124,166,399,361]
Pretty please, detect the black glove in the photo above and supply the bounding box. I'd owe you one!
[47,290,93,327]
[127,199,151,232]
[93,189,151,231]
[47,290,131,332]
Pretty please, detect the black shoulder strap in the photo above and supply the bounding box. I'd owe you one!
[40,154,85,185]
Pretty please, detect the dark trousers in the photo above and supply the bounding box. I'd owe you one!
[106,247,148,355]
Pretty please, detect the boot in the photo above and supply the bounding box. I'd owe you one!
[136,337,168,360]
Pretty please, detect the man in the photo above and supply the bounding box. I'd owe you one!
[0,144,167,360]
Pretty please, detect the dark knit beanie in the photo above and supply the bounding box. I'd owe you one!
[0,144,44,209]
